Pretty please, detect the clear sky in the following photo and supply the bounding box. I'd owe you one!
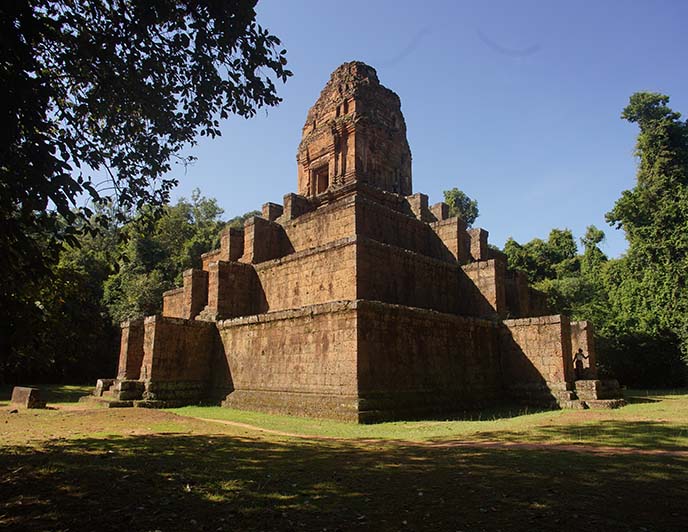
[170,0,688,258]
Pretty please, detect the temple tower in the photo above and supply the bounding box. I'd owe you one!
[296,61,412,197]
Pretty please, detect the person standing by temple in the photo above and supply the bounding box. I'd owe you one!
[573,348,589,379]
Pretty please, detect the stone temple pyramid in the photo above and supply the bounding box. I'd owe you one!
[86,62,624,421]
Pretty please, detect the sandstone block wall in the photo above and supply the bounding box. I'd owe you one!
[570,320,598,377]
[262,202,284,221]
[501,315,574,400]
[430,201,449,221]
[406,193,433,222]
[282,195,356,253]
[201,227,245,270]
[356,238,460,314]
[140,316,217,385]
[256,238,357,312]
[183,269,208,319]
[356,194,463,262]
[201,249,222,271]
[206,260,259,319]
[218,302,359,420]
[356,301,502,421]
[223,227,245,260]
[117,319,144,380]
[467,228,489,261]
[430,217,469,264]
[504,269,530,317]
[162,270,208,320]
[283,193,313,220]
[162,289,184,319]
[241,216,289,264]
[460,259,506,317]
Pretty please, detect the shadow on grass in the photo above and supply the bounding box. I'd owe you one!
[0,432,685,532]
[468,419,688,451]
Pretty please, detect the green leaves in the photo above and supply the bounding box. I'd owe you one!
[442,187,479,227]
[1,0,291,307]
[103,190,226,322]
[512,93,688,385]
[503,229,579,284]
[1,1,291,379]
[606,93,688,357]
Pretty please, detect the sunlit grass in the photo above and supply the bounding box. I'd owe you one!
[1,388,686,531]
[171,389,688,450]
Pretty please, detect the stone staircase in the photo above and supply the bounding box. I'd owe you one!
[79,378,205,408]
[559,379,626,409]
[79,378,144,408]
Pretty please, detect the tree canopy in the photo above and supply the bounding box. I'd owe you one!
[501,92,688,386]
[2,189,235,382]
[606,92,688,347]
[503,228,579,284]
[1,0,290,291]
[1,0,290,375]
[443,188,479,226]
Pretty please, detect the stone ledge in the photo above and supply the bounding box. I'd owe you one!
[78,396,133,408]
[119,317,144,329]
[217,299,503,330]
[583,398,627,409]
[162,287,184,298]
[356,299,501,329]
[134,400,189,409]
[201,248,222,260]
[280,188,356,226]
[503,315,565,326]
[143,315,218,328]
[357,236,460,272]
[253,236,356,270]
[218,300,358,328]
[222,389,360,421]
[462,259,500,272]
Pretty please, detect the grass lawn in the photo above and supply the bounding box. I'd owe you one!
[0,386,686,531]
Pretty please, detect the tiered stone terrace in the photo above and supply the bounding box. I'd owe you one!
[87,62,623,421]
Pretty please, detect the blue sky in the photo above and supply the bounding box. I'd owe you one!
[170,0,688,258]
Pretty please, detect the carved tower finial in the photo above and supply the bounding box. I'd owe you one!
[296,61,412,197]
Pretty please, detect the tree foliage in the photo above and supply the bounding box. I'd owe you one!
[501,93,688,386]
[0,0,290,324]
[606,92,688,348]
[503,228,579,284]
[103,190,225,323]
[2,190,240,382]
[443,188,479,226]
[1,0,290,379]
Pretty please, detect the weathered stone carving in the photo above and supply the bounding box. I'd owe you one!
[296,61,412,198]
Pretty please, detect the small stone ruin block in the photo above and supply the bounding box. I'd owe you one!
[262,202,284,221]
[430,202,450,221]
[94,378,115,397]
[10,386,46,409]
